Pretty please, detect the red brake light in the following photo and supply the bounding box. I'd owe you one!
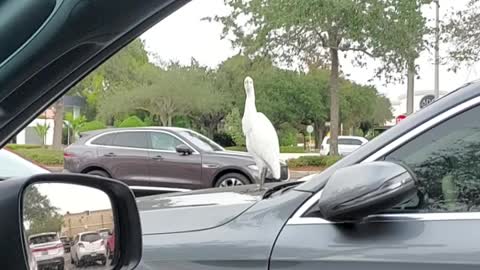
[64,152,75,158]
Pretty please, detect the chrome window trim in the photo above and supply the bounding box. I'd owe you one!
[289,96,480,225]
[85,129,199,154]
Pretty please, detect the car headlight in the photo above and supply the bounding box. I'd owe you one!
[248,165,258,171]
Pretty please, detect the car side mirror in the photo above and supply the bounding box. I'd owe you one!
[176,144,193,155]
[318,161,417,222]
[0,173,142,270]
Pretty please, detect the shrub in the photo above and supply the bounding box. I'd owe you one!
[6,144,42,150]
[287,155,342,168]
[79,120,106,133]
[118,116,145,128]
[213,132,235,147]
[280,146,305,153]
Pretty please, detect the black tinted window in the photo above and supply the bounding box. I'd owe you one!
[81,233,101,242]
[338,139,363,145]
[112,132,148,149]
[30,234,58,244]
[149,132,182,151]
[91,134,115,146]
[385,105,480,212]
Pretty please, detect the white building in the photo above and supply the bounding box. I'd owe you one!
[387,90,449,125]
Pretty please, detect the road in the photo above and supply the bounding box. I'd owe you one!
[63,253,111,270]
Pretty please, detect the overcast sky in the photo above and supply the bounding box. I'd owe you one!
[140,0,479,102]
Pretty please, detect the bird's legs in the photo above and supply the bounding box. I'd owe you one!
[258,167,268,190]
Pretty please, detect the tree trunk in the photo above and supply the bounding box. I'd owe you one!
[52,99,64,149]
[329,47,340,155]
[406,59,415,115]
[314,120,324,149]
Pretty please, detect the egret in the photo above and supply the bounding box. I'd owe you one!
[242,76,281,190]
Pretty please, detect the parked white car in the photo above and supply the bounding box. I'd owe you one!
[70,231,107,267]
[320,136,368,156]
[28,232,64,270]
[0,149,49,179]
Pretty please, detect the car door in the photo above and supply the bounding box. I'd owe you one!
[97,131,150,185]
[271,103,480,270]
[147,131,203,189]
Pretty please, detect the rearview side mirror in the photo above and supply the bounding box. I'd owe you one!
[0,173,142,270]
[176,144,193,155]
[318,161,417,222]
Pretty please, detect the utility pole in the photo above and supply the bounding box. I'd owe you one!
[434,0,440,99]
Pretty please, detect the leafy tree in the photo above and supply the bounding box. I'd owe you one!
[34,122,50,147]
[64,112,86,142]
[224,107,246,146]
[212,0,428,154]
[443,0,480,71]
[23,185,63,236]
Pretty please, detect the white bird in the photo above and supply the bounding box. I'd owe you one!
[242,76,281,190]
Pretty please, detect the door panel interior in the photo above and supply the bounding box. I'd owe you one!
[0,0,56,64]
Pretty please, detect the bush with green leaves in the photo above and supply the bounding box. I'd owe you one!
[278,123,298,146]
[79,120,106,133]
[213,132,235,147]
[287,155,342,168]
[118,116,146,128]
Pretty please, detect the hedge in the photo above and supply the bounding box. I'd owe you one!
[287,155,342,168]
[118,116,146,128]
[225,146,306,153]
[9,148,64,166]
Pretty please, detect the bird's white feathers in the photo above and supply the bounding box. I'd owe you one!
[242,76,281,180]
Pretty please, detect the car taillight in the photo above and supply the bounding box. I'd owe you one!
[64,152,75,158]
[78,243,85,248]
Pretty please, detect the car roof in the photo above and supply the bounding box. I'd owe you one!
[79,126,190,137]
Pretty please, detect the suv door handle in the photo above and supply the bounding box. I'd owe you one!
[104,152,116,157]
[152,155,163,160]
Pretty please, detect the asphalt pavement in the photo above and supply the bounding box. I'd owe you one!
[63,253,111,270]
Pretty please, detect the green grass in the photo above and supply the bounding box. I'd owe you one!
[287,155,342,168]
[6,145,64,166]
[225,146,307,153]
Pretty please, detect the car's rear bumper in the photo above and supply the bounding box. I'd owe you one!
[79,253,107,262]
[37,256,64,267]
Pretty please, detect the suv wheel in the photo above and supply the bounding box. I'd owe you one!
[86,170,110,178]
[215,173,249,188]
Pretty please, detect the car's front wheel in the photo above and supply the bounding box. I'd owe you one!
[86,169,110,178]
[215,173,249,188]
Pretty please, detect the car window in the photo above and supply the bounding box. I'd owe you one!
[111,132,148,149]
[326,138,363,146]
[30,234,58,244]
[91,133,115,146]
[149,132,182,151]
[385,105,480,213]
[81,233,101,242]
[179,131,223,152]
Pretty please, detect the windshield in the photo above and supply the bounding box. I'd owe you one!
[179,131,223,152]
[0,149,48,179]
[30,234,58,244]
[81,233,101,242]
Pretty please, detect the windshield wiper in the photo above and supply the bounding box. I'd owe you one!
[262,181,302,199]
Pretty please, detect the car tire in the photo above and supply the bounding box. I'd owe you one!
[215,173,249,188]
[87,170,110,178]
[58,263,64,270]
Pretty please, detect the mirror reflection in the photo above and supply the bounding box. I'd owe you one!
[23,183,115,270]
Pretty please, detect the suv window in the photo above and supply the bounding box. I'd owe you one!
[91,133,115,146]
[81,233,101,242]
[149,132,182,151]
[179,130,222,152]
[30,234,58,244]
[339,138,363,145]
[385,105,480,213]
[111,132,148,149]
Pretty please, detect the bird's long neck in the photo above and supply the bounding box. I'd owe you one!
[244,92,257,116]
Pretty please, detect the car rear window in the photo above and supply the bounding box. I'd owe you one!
[91,133,115,145]
[111,132,148,149]
[30,234,58,244]
[326,138,363,146]
[81,233,101,242]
